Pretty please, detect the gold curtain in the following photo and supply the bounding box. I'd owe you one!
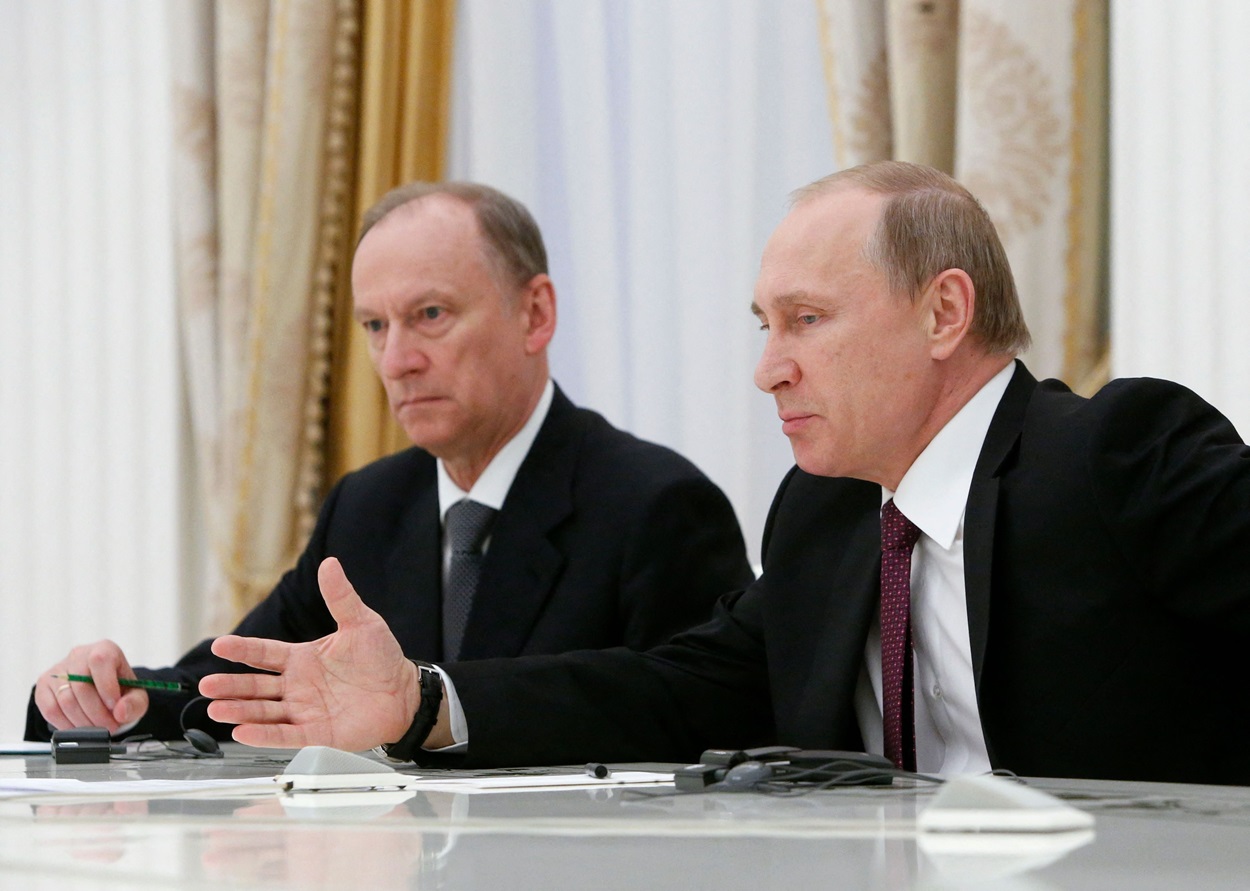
[169,0,362,627]
[815,0,1109,393]
[168,0,362,624]
[325,0,457,484]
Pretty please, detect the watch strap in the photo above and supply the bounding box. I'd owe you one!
[381,660,444,762]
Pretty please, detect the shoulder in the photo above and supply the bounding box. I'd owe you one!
[1022,375,1244,457]
[323,446,437,515]
[543,390,724,491]
[761,466,878,554]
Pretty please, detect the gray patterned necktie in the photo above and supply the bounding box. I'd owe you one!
[442,499,497,661]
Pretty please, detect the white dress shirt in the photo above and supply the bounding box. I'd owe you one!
[854,362,1015,775]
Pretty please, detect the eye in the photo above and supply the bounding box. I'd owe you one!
[361,318,384,334]
[798,314,819,326]
[421,306,443,321]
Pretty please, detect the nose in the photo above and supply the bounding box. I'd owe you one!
[377,327,429,380]
[754,335,798,394]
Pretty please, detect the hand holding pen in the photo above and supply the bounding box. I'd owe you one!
[34,639,161,735]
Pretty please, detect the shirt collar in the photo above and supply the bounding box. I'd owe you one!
[437,379,554,521]
[882,362,1016,549]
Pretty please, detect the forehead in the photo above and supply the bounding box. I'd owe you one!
[352,196,498,303]
[754,187,886,304]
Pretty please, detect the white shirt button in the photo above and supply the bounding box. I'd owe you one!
[932,683,943,699]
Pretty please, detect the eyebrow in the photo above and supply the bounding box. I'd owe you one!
[352,289,449,322]
[750,291,814,316]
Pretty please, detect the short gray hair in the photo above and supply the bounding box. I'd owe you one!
[793,161,1031,355]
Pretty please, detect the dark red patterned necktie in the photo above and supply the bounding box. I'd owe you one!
[880,499,921,772]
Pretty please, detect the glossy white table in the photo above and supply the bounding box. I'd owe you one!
[2,745,1248,889]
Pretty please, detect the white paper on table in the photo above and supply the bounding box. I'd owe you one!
[409,770,673,794]
[0,776,277,801]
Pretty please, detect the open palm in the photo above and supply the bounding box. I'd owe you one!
[202,558,418,751]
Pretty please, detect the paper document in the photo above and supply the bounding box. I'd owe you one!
[0,776,276,802]
[0,741,51,755]
[409,770,673,794]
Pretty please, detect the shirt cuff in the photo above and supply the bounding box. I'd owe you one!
[421,665,467,753]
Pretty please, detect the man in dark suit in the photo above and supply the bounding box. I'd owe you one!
[28,182,752,741]
[202,162,1250,784]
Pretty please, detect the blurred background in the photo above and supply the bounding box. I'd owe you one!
[2,0,1246,738]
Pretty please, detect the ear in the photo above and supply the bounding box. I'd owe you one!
[922,268,975,361]
[518,273,557,355]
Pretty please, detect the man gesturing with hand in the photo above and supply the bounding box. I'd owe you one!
[204,558,441,753]
[199,162,1250,785]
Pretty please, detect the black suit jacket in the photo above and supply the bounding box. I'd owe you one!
[445,364,1250,784]
[27,385,752,741]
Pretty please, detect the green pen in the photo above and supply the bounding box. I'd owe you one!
[52,673,189,693]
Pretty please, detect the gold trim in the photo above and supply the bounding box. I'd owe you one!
[814,0,847,166]
[297,0,362,545]
[229,0,293,610]
[1061,0,1110,391]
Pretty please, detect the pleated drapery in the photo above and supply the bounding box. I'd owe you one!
[324,0,457,484]
[816,0,1109,392]
[169,0,360,627]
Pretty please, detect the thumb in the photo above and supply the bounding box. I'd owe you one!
[317,557,373,629]
[114,689,149,725]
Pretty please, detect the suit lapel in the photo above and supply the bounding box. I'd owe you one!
[385,475,444,659]
[798,507,882,747]
[964,361,1036,695]
[764,477,880,749]
[456,387,580,660]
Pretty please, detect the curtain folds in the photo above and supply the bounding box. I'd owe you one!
[324,0,456,484]
[169,0,360,628]
[816,0,1109,390]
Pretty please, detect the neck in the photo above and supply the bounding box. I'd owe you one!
[442,376,547,491]
[880,354,1014,490]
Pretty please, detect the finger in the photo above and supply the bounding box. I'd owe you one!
[84,647,134,711]
[317,557,375,629]
[52,681,117,733]
[199,671,285,701]
[114,689,150,726]
[206,697,290,726]
[34,679,73,731]
[210,635,293,673]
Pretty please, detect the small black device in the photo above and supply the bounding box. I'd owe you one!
[787,750,894,774]
[674,763,726,792]
[777,750,897,786]
[182,728,222,757]
[52,727,119,764]
[698,746,799,768]
[713,760,776,792]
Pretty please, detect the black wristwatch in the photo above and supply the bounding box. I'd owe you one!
[380,660,444,762]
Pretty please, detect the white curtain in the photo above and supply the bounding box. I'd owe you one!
[0,0,186,738]
[1110,0,1250,437]
[449,0,837,560]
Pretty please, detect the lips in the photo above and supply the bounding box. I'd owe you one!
[394,395,447,413]
[778,411,815,436]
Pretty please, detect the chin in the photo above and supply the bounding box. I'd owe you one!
[790,439,858,480]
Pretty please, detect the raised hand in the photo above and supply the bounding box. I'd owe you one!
[201,557,421,751]
[35,640,149,734]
